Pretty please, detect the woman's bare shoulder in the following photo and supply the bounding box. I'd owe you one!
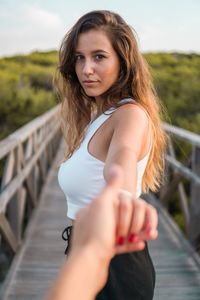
[112,102,149,129]
[106,102,151,162]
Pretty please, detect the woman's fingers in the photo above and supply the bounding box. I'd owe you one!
[145,204,158,233]
[116,240,145,254]
[115,197,158,253]
[116,193,133,245]
[136,203,158,241]
[128,199,146,239]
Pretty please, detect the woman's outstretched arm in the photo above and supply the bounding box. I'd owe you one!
[104,103,150,196]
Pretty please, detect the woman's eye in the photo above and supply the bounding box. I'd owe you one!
[95,54,105,60]
[75,55,84,61]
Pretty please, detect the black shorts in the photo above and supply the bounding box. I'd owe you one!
[62,226,155,300]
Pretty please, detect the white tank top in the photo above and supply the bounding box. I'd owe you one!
[58,99,151,220]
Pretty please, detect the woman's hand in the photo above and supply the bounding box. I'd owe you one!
[115,191,158,254]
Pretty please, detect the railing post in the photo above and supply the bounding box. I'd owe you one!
[189,146,200,250]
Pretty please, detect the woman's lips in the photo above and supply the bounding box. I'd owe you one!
[82,80,99,86]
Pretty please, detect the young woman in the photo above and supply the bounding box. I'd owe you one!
[55,10,166,300]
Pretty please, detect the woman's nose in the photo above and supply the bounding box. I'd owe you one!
[82,59,94,75]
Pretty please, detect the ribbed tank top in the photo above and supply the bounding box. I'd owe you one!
[58,99,151,220]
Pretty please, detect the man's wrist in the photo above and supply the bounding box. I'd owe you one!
[68,243,111,292]
[69,243,110,269]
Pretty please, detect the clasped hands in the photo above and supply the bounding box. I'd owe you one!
[71,164,158,263]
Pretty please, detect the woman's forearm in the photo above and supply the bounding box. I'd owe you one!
[104,147,137,196]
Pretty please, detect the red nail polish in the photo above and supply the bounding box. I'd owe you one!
[129,233,138,243]
[117,236,125,245]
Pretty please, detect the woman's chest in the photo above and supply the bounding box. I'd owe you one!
[87,116,114,162]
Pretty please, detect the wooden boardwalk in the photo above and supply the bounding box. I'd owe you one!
[1,143,200,300]
[0,143,69,300]
[148,195,200,300]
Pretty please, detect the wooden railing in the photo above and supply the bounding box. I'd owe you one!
[0,105,61,259]
[159,123,200,251]
[1,106,200,265]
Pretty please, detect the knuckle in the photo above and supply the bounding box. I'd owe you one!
[120,199,131,213]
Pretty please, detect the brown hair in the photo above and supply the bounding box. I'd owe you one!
[54,10,167,192]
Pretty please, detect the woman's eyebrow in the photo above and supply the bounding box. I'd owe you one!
[92,50,109,54]
[75,49,110,54]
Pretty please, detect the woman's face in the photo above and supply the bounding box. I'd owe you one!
[75,29,120,101]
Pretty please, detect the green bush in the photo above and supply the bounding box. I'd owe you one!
[0,51,58,140]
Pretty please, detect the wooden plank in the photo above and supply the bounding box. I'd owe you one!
[0,213,18,253]
[168,137,190,226]
[24,136,33,161]
[165,154,200,184]
[14,187,26,241]
[1,151,15,189]
[189,146,200,248]
[163,122,200,147]
[24,175,37,208]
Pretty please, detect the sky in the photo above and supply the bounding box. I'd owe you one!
[0,0,200,57]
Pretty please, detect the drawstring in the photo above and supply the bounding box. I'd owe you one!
[62,226,73,255]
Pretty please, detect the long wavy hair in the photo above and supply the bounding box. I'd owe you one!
[54,10,167,192]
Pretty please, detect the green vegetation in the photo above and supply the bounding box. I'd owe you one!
[0,51,58,140]
[145,52,200,133]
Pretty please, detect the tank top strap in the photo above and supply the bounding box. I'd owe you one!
[84,98,135,143]
[118,97,136,105]
[83,108,114,143]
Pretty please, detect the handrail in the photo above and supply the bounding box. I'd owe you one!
[0,106,60,159]
[163,122,200,147]
[160,122,200,251]
[0,105,61,256]
[165,155,200,184]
